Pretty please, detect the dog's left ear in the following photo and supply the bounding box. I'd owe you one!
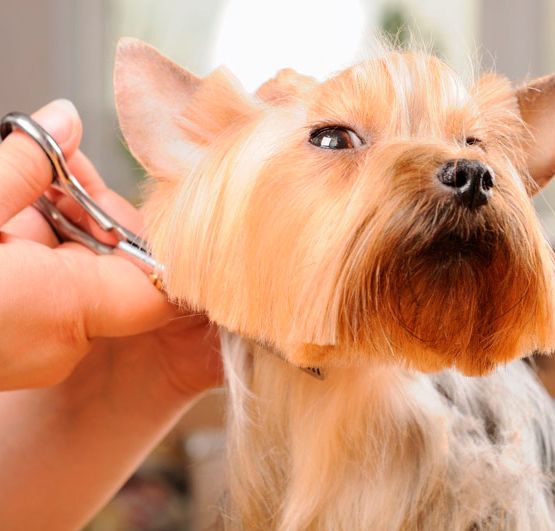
[114,38,258,180]
[517,74,555,189]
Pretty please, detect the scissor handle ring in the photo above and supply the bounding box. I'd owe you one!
[0,112,71,186]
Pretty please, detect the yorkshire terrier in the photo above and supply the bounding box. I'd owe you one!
[115,37,555,529]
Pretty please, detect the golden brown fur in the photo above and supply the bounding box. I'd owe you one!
[115,38,555,529]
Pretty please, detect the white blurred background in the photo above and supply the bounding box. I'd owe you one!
[2,1,555,529]
[1,0,554,202]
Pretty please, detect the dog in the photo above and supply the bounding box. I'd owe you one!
[115,37,555,530]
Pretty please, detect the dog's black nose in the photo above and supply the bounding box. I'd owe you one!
[436,159,495,210]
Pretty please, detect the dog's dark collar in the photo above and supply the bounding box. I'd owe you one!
[300,366,326,380]
[253,339,326,380]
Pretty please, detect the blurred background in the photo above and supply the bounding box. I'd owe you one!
[1,1,555,529]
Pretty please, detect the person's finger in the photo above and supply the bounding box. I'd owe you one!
[55,245,176,337]
[0,151,96,246]
[0,99,82,226]
[1,206,59,247]
[68,149,107,194]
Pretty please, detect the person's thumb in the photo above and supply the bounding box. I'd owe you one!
[0,99,82,226]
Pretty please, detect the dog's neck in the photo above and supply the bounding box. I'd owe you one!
[222,332,449,529]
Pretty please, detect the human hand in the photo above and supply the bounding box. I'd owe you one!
[0,99,221,392]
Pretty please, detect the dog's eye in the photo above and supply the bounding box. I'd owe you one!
[309,127,364,149]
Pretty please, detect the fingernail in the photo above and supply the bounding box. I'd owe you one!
[38,99,79,143]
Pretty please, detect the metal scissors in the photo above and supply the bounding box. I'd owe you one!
[0,112,165,289]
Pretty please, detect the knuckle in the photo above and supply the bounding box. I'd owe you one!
[53,288,89,350]
[32,328,89,386]
[57,316,89,356]
[56,250,100,339]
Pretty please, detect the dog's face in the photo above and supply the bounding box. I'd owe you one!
[115,39,555,375]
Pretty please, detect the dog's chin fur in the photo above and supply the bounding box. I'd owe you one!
[331,192,555,376]
[221,330,555,530]
[114,40,555,530]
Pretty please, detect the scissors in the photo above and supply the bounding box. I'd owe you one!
[0,112,165,289]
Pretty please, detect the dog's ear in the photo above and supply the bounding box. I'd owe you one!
[517,74,555,189]
[114,38,258,180]
[256,68,318,104]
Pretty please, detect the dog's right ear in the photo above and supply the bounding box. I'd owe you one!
[256,68,318,104]
[114,38,258,180]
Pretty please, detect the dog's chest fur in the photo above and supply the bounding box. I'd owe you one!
[220,330,555,530]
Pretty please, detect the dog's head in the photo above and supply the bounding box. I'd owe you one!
[115,38,555,375]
